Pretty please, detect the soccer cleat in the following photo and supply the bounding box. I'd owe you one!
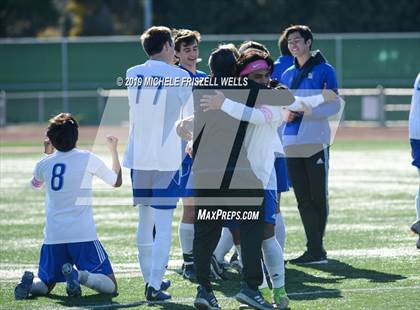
[259,287,272,304]
[146,285,171,301]
[417,236,420,250]
[194,285,221,310]
[273,287,289,310]
[62,263,81,297]
[14,271,34,300]
[288,251,328,265]
[235,282,274,310]
[410,219,420,235]
[144,279,171,297]
[210,255,225,280]
[183,263,197,281]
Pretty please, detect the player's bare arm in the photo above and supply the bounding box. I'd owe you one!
[106,135,122,187]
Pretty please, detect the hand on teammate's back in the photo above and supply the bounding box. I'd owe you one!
[200,90,225,112]
[283,110,301,123]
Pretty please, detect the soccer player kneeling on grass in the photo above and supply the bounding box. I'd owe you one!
[14,113,122,300]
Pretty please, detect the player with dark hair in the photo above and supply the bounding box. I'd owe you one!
[15,113,121,300]
[173,28,207,281]
[124,26,192,301]
[272,30,294,82]
[201,47,334,308]
[190,44,274,310]
[280,24,341,264]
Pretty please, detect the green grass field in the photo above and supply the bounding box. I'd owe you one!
[1,139,419,309]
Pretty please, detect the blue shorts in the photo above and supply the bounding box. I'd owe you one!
[131,169,180,209]
[38,240,113,285]
[180,156,194,197]
[411,139,420,168]
[264,190,277,225]
[225,190,277,227]
[274,157,291,192]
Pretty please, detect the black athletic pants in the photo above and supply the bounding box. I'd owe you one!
[286,144,329,257]
[193,203,264,292]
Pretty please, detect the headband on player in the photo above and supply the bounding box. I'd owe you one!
[239,59,270,77]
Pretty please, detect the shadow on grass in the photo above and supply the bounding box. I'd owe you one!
[285,268,342,301]
[305,259,407,283]
[285,258,407,300]
[45,292,197,309]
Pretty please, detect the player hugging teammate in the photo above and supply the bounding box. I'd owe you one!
[15,24,342,310]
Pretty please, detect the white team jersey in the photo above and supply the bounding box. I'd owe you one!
[31,149,117,244]
[221,94,325,188]
[409,73,420,140]
[123,60,192,171]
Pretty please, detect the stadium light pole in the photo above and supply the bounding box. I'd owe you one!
[143,0,152,30]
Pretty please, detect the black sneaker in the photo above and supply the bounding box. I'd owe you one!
[183,263,197,281]
[288,251,328,265]
[235,282,273,310]
[194,285,221,310]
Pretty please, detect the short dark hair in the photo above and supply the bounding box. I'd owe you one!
[173,29,201,52]
[278,32,292,56]
[283,25,313,50]
[140,26,173,56]
[208,44,238,77]
[46,113,79,152]
[236,50,274,76]
[238,40,270,56]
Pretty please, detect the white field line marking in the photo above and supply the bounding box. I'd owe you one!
[29,285,420,309]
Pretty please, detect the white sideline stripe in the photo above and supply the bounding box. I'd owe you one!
[52,285,420,309]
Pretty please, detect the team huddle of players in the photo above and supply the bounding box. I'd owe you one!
[13,24,419,310]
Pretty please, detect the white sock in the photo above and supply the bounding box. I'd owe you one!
[79,271,115,294]
[262,236,285,288]
[275,212,286,250]
[30,278,48,295]
[149,208,174,290]
[137,205,154,284]
[259,260,269,290]
[416,169,420,220]
[179,222,194,258]
[234,245,243,268]
[213,227,234,263]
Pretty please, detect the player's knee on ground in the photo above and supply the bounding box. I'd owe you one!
[29,279,53,296]
[79,271,117,294]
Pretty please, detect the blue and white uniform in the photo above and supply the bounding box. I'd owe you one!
[271,55,294,83]
[124,60,192,209]
[30,149,117,284]
[271,55,295,193]
[221,92,325,224]
[178,65,207,197]
[409,73,420,169]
